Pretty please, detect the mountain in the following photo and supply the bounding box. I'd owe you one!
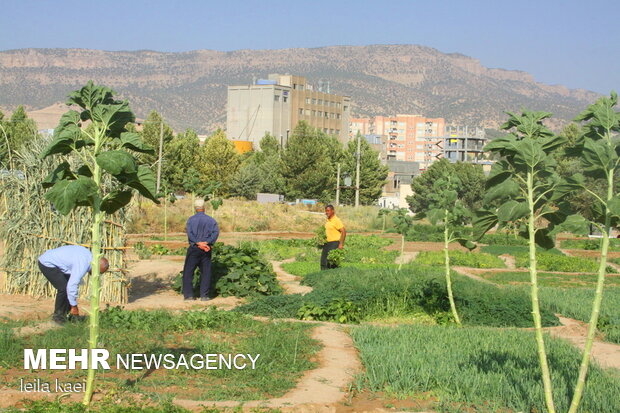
[0,45,600,133]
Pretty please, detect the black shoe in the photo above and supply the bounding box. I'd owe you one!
[184,297,195,301]
[51,315,66,325]
[68,314,86,323]
[200,297,212,302]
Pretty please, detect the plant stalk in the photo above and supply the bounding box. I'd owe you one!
[444,209,461,326]
[568,148,614,413]
[527,170,556,413]
[398,233,405,271]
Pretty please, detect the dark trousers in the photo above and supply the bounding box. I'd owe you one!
[182,245,213,298]
[320,241,340,270]
[38,261,71,320]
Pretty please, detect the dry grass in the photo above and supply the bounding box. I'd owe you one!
[127,197,388,233]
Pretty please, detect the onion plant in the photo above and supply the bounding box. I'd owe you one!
[40,81,158,404]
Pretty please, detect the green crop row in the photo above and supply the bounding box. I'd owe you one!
[538,287,620,344]
[478,270,620,288]
[515,251,616,273]
[561,238,620,251]
[414,250,506,269]
[236,266,559,328]
[351,325,620,412]
[480,245,563,256]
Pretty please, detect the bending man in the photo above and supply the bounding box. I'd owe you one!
[38,245,109,324]
[321,204,346,270]
[182,199,220,301]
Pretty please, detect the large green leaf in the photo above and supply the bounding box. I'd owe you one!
[117,165,159,203]
[96,150,137,175]
[534,228,555,249]
[472,209,498,240]
[497,200,529,222]
[426,208,444,226]
[120,132,155,154]
[512,138,546,170]
[40,124,81,158]
[67,81,115,110]
[101,190,133,214]
[483,179,520,203]
[42,162,74,188]
[581,138,615,177]
[44,176,98,215]
[608,196,620,218]
[91,101,135,136]
[57,110,81,128]
[486,161,512,188]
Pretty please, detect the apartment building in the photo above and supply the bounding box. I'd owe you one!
[350,115,445,167]
[227,74,351,148]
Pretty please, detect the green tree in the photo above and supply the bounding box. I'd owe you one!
[164,128,201,191]
[340,133,388,205]
[140,110,174,168]
[255,133,285,194]
[230,160,261,199]
[473,110,570,413]
[281,121,337,202]
[0,106,38,167]
[40,81,158,404]
[407,159,485,214]
[198,129,240,195]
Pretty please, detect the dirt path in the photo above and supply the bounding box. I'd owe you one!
[546,317,620,371]
[451,266,496,284]
[499,254,516,269]
[272,258,312,295]
[174,324,361,411]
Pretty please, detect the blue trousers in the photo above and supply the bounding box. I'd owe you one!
[182,245,212,298]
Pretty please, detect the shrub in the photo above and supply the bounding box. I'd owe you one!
[172,242,282,297]
[415,250,505,268]
[404,224,447,242]
[298,299,361,323]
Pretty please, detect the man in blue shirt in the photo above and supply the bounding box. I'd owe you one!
[182,198,220,301]
[38,245,109,324]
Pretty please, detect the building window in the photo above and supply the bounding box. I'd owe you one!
[337,114,341,119]
[343,106,348,112]
[325,112,329,118]
[323,128,328,133]
[274,95,280,102]
[318,111,322,117]
[318,99,323,105]
[312,98,316,104]
[299,108,304,115]
[336,129,340,134]
[312,110,316,116]
[337,102,341,109]
[283,96,288,103]
[305,97,310,104]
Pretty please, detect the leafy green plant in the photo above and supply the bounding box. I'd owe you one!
[298,298,361,323]
[412,170,476,325]
[40,81,158,404]
[327,248,345,267]
[415,251,505,269]
[473,110,571,413]
[148,243,170,256]
[312,224,327,248]
[480,232,529,246]
[561,92,620,413]
[172,243,282,297]
[561,238,620,251]
[392,208,413,270]
[133,241,152,259]
[515,251,616,273]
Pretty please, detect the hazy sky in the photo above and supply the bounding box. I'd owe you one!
[1,0,618,94]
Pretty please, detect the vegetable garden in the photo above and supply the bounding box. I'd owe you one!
[1,84,620,412]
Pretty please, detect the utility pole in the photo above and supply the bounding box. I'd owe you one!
[156,120,164,193]
[336,162,341,206]
[355,133,361,207]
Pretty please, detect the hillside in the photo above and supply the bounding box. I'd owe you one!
[0,45,600,133]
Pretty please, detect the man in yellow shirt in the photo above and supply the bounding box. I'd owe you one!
[321,205,346,270]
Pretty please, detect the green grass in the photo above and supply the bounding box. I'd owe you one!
[0,307,319,401]
[480,245,563,256]
[352,325,620,413]
[561,238,620,251]
[414,250,506,269]
[239,238,313,261]
[478,270,620,288]
[538,287,620,344]
[515,251,616,273]
[238,266,559,327]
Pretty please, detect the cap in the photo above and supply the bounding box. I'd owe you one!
[194,199,205,208]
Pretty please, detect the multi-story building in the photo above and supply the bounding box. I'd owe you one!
[227,74,351,148]
[440,126,488,164]
[350,115,445,167]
